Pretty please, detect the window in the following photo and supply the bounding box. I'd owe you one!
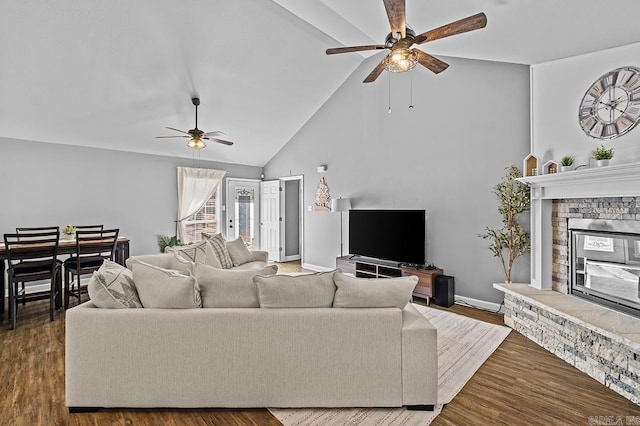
[182,188,220,244]
[176,167,226,244]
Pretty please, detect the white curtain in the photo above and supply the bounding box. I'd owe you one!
[176,167,226,242]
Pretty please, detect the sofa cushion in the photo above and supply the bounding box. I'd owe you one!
[254,271,337,308]
[332,272,418,308]
[131,261,202,309]
[231,260,268,271]
[202,233,233,269]
[87,260,142,308]
[226,237,254,266]
[195,263,278,308]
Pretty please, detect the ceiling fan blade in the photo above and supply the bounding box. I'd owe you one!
[204,130,227,137]
[204,137,234,146]
[383,0,406,39]
[414,12,487,45]
[415,49,449,74]
[165,126,191,135]
[363,56,388,83]
[326,45,386,55]
[155,135,190,139]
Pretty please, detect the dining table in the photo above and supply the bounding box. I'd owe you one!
[0,236,130,315]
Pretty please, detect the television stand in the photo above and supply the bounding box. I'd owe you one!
[336,256,443,305]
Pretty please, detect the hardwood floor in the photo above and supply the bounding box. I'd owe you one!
[426,302,640,425]
[1,273,638,425]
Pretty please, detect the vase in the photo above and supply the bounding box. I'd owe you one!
[560,166,572,172]
[596,159,610,167]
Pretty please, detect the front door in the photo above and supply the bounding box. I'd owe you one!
[226,179,260,249]
[260,180,281,261]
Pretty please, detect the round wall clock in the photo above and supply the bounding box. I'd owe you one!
[579,66,640,139]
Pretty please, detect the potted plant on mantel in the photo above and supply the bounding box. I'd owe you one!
[591,144,614,167]
[479,165,531,283]
[560,155,575,172]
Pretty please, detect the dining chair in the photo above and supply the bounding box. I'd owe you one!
[64,228,119,309]
[73,225,104,232]
[15,227,63,307]
[4,229,61,330]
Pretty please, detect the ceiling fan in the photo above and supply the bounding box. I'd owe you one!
[326,0,487,83]
[156,97,234,149]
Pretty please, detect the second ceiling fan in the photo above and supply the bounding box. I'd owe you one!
[326,0,487,83]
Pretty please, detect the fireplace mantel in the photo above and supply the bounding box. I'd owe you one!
[518,161,640,290]
[517,161,640,199]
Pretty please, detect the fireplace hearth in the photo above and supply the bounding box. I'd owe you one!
[498,165,640,404]
[569,218,640,317]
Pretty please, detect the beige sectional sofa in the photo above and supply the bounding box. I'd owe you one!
[65,236,438,412]
[65,301,437,410]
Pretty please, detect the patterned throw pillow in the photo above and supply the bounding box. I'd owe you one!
[166,240,222,269]
[202,233,233,269]
[166,240,208,263]
[88,260,142,308]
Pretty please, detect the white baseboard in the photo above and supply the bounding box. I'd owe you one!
[302,263,334,272]
[455,295,504,313]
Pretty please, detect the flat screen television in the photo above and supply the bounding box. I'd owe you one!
[348,209,425,265]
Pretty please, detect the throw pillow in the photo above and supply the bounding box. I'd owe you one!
[166,240,207,263]
[195,263,278,308]
[332,272,418,308]
[203,241,223,269]
[131,261,202,309]
[202,232,233,269]
[225,236,255,266]
[254,271,337,308]
[88,260,142,308]
[126,252,195,274]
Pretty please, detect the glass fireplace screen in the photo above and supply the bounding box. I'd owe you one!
[571,228,640,316]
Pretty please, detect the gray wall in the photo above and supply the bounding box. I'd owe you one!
[0,138,262,255]
[264,56,531,304]
[284,179,300,257]
[532,42,640,166]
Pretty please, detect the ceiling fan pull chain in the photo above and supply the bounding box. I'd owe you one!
[388,72,392,114]
[409,72,414,109]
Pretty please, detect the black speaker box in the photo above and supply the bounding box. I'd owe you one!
[434,275,455,307]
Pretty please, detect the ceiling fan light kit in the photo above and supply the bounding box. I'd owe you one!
[325,0,487,83]
[155,97,234,150]
[384,46,418,73]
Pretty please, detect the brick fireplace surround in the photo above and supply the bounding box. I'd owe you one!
[494,163,640,404]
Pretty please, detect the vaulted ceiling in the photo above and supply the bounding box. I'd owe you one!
[2,0,640,166]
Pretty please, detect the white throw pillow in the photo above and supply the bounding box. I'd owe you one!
[226,237,255,266]
[88,260,142,308]
[195,263,278,308]
[332,272,418,308]
[254,271,337,308]
[202,233,233,269]
[131,261,202,309]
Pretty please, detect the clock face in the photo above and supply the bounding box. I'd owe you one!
[579,66,640,139]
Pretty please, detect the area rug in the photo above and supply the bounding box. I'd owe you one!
[268,303,511,426]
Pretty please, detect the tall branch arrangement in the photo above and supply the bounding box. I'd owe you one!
[479,165,531,283]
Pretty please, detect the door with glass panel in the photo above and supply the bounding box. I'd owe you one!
[225,179,260,249]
